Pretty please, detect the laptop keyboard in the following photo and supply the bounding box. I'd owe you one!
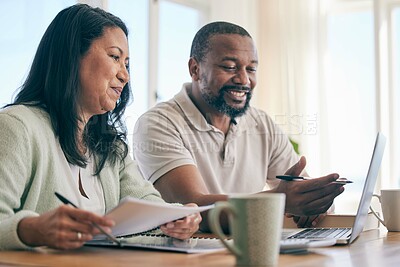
[288,228,352,239]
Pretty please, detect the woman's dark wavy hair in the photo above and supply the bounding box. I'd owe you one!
[8,4,131,175]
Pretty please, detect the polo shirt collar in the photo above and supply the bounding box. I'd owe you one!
[173,83,258,132]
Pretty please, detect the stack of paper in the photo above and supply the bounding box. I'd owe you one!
[103,197,214,237]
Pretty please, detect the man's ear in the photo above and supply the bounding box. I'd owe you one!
[188,57,200,81]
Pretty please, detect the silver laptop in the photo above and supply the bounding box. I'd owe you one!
[283,132,386,245]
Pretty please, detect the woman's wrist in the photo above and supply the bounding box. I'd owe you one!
[17,216,41,247]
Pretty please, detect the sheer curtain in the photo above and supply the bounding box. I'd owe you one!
[257,0,400,213]
[257,0,324,174]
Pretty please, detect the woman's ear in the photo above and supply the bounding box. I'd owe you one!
[188,57,200,81]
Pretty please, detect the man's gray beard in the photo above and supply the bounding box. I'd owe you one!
[201,88,252,119]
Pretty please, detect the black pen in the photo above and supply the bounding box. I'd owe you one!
[54,192,121,246]
[276,175,307,181]
[276,175,353,185]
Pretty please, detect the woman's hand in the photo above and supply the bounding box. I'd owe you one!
[159,203,202,240]
[17,205,115,250]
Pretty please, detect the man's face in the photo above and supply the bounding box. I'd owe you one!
[196,34,258,119]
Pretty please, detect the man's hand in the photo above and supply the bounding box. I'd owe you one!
[285,155,307,177]
[286,202,336,228]
[273,156,345,216]
[285,213,326,228]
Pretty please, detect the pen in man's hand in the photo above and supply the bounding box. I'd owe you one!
[276,175,306,181]
[54,192,121,246]
[276,175,353,185]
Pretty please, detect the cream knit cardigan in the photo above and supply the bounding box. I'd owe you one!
[0,105,164,250]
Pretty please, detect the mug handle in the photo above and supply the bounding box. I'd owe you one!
[369,194,385,226]
[208,202,241,257]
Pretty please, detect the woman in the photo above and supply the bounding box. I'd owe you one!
[0,4,200,250]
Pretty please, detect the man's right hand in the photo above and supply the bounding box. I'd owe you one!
[272,156,345,216]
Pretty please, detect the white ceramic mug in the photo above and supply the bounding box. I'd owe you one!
[370,189,400,231]
[208,194,286,266]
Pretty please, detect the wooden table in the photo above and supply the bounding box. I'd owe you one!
[1,229,400,266]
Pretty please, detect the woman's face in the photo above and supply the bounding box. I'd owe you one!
[78,27,130,121]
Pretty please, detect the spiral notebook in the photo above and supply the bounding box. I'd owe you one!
[85,234,228,254]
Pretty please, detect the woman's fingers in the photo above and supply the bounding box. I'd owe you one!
[67,206,115,228]
[160,205,202,240]
[54,205,112,237]
[52,230,93,250]
[160,225,194,240]
[23,205,115,249]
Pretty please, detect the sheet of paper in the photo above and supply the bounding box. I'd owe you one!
[104,197,214,237]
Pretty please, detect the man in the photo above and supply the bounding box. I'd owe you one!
[133,21,344,232]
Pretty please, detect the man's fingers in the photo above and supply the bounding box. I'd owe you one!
[311,214,326,226]
[301,185,343,203]
[285,156,307,176]
[287,185,344,216]
[304,198,337,215]
[302,185,344,208]
[292,173,341,193]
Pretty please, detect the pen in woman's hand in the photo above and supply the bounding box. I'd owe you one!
[55,192,78,207]
[54,192,121,246]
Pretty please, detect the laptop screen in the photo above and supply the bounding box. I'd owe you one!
[349,132,386,243]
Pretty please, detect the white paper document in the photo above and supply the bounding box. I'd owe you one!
[104,197,214,237]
